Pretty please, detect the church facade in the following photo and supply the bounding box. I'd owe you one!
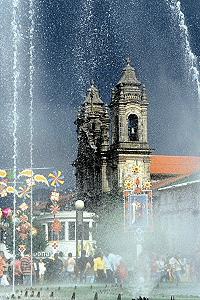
[74,60,152,208]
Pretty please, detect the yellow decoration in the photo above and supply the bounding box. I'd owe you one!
[144,181,152,189]
[132,166,142,173]
[18,169,33,178]
[124,179,134,190]
[32,227,37,235]
[48,171,64,187]
[19,202,29,211]
[18,186,31,199]
[6,186,15,194]
[34,174,49,186]
[0,170,7,178]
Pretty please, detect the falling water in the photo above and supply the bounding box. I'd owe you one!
[166,0,200,102]
[29,0,35,287]
[72,0,94,97]
[12,0,20,293]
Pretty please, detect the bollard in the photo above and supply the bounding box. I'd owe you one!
[117,294,122,300]
[50,292,54,298]
[94,292,98,300]
[24,291,28,297]
[71,292,75,300]
[36,291,41,298]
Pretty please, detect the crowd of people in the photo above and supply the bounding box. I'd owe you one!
[0,250,128,286]
[149,254,200,286]
[0,249,199,287]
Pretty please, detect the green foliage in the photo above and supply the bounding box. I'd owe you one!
[5,217,48,256]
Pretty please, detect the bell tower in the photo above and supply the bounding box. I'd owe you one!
[109,59,151,191]
[74,81,109,208]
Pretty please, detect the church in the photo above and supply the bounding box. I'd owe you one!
[73,59,200,253]
[74,59,152,208]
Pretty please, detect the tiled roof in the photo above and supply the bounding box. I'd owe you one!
[152,175,187,190]
[150,155,200,175]
[157,171,200,191]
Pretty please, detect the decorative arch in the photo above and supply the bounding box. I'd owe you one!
[128,114,139,141]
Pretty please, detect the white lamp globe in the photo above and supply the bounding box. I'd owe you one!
[75,200,85,210]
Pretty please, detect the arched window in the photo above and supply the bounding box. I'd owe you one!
[128,114,139,141]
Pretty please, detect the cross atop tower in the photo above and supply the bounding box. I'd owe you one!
[126,57,131,65]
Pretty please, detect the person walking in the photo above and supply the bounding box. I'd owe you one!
[38,259,46,284]
[21,253,35,285]
[77,250,88,283]
[65,253,76,283]
[104,251,114,283]
[84,255,95,284]
[94,252,106,283]
[14,256,23,285]
[52,253,64,282]
[0,252,7,286]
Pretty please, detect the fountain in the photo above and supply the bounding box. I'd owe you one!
[11,0,20,293]
[165,0,200,102]
[0,0,200,298]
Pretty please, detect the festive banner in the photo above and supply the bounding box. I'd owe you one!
[127,194,149,229]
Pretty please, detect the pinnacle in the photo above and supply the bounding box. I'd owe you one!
[84,82,103,105]
[117,58,141,85]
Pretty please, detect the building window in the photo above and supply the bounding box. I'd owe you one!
[77,222,90,240]
[68,222,75,240]
[114,115,119,142]
[47,222,65,241]
[128,114,139,141]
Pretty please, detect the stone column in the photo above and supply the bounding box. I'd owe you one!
[101,158,109,192]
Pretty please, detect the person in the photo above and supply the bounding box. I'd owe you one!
[116,259,128,285]
[21,253,35,285]
[38,259,46,284]
[52,253,64,281]
[65,253,75,283]
[94,252,106,283]
[77,250,88,283]
[104,251,114,283]
[33,259,39,284]
[14,255,23,285]
[107,253,121,283]
[84,255,95,284]
[59,252,66,265]
[169,255,183,286]
[0,252,7,286]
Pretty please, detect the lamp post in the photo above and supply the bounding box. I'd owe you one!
[75,200,84,262]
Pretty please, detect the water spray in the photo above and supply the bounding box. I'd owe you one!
[166,0,200,103]
[12,0,20,293]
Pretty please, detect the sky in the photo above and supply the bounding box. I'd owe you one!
[0,0,200,188]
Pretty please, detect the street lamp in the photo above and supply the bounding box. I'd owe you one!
[75,200,85,262]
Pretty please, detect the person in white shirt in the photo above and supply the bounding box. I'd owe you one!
[65,252,76,283]
[169,256,183,286]
[38,259,46,283]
